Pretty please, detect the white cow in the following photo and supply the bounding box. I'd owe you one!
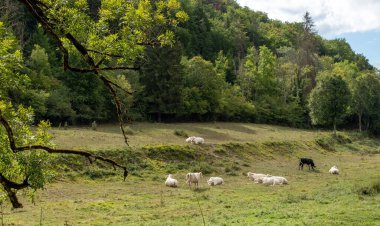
[185,136,196,143]
[247,172,270,183]
[207,177,224,186]
[193,137,204,144]
[186,172,202,188]
[329,166,339,175]
[261,176,288,186]
[165,174,179,187]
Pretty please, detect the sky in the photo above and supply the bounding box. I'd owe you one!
[236,0,380,69]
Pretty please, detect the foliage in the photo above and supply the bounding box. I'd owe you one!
[181,56,225,119]
[351,71,380,133]
[138,45,184,122]
[0,101,52,199]
[0,22,29,99]
[357,180,380,196]
[173,129,188,137]
[309,74,350,132]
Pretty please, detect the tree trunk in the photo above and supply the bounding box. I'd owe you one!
[0,174,25,209]
[333,121,337,136]
[4,187,23,208]
[358,113,362,132]
[157,111,161,123]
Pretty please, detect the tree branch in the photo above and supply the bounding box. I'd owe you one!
[0,108,128,208]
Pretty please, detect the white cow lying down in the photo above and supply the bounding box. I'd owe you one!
[186,172,202,188]
[185,136,196,143]
[247,172,270,183]
[329,166,339,175]
[193,137,204,144]
[185,136,205,144]
[260,176,288,186]
[165,174,179,187]
[208,177,224,186]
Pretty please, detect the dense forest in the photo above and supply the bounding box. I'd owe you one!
[1,0,379,134]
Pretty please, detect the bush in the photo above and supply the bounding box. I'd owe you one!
[91,121,97,131]
[174,129,188,137]
[190,162,214,174]
[315,135,335,151]
[357,180,380,196]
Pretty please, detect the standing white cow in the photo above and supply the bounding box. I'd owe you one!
[165,174,179,187]
[329,166,339,175]
[207,177,224,186]
[186,172,202,188]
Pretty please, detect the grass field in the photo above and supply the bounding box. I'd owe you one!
[51,122,331,149]
[2,123,380,225]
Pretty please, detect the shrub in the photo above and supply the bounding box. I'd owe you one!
[190,162,214,174]
[315,135,335,151]
[174,129,188,137]
[91,120,97,131]
[357,180,380,196]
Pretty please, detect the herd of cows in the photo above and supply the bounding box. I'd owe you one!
[165,137,341,188]
[165,158,340,188]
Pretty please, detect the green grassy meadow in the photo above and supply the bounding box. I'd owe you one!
[2,123,380,225]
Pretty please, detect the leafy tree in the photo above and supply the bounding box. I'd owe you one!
[309,74,350,134]
[256,45,278,97]
[237,46,258,100]
[139,45,184,122]
[321,38,355,63]
[351,72,380,132]
[0,0,187,208]
[0,21,29,99]
[218,85,255,121]
[181,56,225,119]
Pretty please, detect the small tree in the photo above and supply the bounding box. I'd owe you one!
[309,74,350,134]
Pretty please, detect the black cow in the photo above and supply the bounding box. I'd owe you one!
[299,158,316,170]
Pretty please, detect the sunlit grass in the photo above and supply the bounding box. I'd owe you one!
[3,123,380,225]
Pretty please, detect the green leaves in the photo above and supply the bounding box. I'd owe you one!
[309,74,350,131]
[0,101,51,191]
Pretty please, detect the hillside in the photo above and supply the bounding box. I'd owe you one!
[51,122,331,149]
[3,123,380,225]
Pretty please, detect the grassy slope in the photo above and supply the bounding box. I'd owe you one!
[3,123,380,225]
[51,122,330,149]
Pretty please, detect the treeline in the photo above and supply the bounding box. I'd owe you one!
[1,0,380,133]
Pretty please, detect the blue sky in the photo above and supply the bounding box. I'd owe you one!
[236,0,380,69]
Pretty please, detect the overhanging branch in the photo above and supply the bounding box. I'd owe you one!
[0,108,128,181]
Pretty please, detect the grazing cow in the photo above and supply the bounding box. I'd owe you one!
[261,176,288,186]
[247,172,270,183]
[299,158,316,170]
[329,165,339,175]
[207,177,224,186]
[186,172,202,188]
[165,174,179,187]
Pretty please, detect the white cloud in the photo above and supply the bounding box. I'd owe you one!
[237,0,380,37]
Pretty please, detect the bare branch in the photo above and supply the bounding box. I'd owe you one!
[100,76,130,145]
